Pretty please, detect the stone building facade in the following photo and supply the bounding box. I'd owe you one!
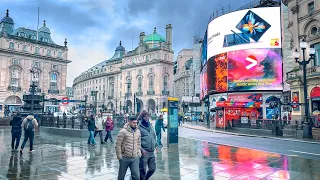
[0,9,70,116]
[73,25,174,114]
[283,0,320,119]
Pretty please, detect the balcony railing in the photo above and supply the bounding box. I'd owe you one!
[29,88,42,93]
[108,96,113,100]
[8,86,21,92]
[136,92,143,96]
[23,95,43,102]
[125,93,132,97]
[162,90,170,95]
[147,90,155,95]
[287,65,320,81]
[48,89,60,94]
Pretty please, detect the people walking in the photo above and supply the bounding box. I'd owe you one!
[155,115,165,146]
[115,116,141,180]
[10,113,22,151]
[94,113,104,144]
[138,110,158,180]
[104,116,114,143]
[20,114,38,154]
[86,115,96,146]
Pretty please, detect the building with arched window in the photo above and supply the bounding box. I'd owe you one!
[73,25,174,114]
[0,9,70,116]
[282,0,320,119]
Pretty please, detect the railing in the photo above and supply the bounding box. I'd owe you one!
[147,90,155,95]
[23,94,43,101]
[8,86,21,92]
[287,65,320,80]
[40,114,126,130]
[48,89,60,94]
[136,92,143,96]
[162,90,169,95]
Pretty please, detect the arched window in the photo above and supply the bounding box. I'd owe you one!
[110,83,115,97]
[23,45,27,52]
[149,76,154,90]
[138,77,142,92]
[58,51,62,58]
[9,42,14,49]
[51,73,57,82]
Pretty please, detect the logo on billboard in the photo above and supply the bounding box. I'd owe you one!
[236,10,271,42]
[270,38,279,46]
[245,55,258,70]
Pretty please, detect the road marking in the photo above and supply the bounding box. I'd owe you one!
[246,55,258,69]
[288,150,320,156]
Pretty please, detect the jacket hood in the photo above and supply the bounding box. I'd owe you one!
[26,115,34,120]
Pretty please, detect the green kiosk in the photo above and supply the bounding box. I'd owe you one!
[167,97,179,147]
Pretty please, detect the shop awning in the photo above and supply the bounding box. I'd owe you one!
[216,101,261,108]
[310,87,320,100]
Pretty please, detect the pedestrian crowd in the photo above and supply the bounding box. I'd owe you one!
[10,110,166,180]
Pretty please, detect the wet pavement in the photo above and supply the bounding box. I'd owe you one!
[0,127,320,180]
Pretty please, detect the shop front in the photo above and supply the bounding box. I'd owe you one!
[311,87,320,112]
[215,101,261,128]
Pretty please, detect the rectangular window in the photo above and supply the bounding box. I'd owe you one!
[138,78,142,92]
[9,42,14,49]
[23,45,27,52]
[12,59,20,65]
[149,68,153,73]
[52,65,58,70]
[314,43,320,66]
[308,2,315,14]
[127,71,131,76]
[33,61,40,67]
[58,51,62,58]
[146,55,149,61]
[138,69,142,75]
[35,47,40,54]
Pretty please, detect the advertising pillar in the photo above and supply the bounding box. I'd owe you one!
[167,97,179,147]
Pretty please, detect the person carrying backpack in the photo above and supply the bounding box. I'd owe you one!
[20,114,38,154]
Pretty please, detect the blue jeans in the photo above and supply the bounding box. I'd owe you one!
[21,131,34,151]
[156,132,162,146]
[87,131,95,145]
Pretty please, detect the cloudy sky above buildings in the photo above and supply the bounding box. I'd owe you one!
[2,0,250,86]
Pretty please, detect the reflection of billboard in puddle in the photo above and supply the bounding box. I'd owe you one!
[211,146,289,179]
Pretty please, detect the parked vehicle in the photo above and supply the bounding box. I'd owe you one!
[53,112,76,118]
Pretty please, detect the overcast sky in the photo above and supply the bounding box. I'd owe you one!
[2,0,250,87]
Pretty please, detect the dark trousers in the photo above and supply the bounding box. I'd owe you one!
[11,132,21,150]
[94,130,103,143]
[21,131,34,151]
[118,157,140,180]
[104,131,113,142]
[140,152,156,180]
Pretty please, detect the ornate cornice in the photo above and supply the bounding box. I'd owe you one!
[120,59,173,70]
[0,48,71,64]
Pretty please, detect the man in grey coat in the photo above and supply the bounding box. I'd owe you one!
[138,110,158,180]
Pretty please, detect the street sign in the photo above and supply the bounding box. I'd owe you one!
[167,97,179,147]
[292,101,299,108]
[61,97,69,105]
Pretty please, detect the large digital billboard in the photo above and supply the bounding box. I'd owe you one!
[200,7,282,99]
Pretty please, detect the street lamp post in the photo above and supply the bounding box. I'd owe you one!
[29,69,38,114]
[84,95,88,116]
[125,81,132,114]
[41,93,46,115]
[293,38,315,138]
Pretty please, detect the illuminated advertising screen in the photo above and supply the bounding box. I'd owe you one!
[200,7,282,99]
[201,30,208,70]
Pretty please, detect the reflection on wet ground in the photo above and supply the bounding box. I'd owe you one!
[0,127,320,180]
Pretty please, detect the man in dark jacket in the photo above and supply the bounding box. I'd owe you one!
[138,110,158,180]
[86,115,96,146]
[155,115,165,146]
[10,113,22,151]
